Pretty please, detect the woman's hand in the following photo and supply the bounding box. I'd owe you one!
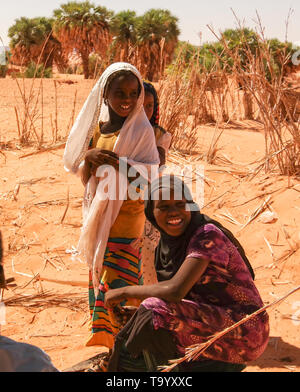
[104,287,127,308]
[85,149,119,174]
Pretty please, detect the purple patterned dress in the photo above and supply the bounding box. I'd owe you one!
[142,224,269,363]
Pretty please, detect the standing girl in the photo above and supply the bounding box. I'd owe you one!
[143,81,171,167]
[63,63,160,349]
[142,81,172,285]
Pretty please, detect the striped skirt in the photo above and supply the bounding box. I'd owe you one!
[86,238,143,349]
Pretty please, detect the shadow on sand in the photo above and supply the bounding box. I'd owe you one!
[247,336,300,370]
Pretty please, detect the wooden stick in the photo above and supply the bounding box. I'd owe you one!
[161,284,300,372]
[54,80,58,143]
[67,89,77,133]
[0,150,6,163]
[40,78,44,147]
[238,196,271,232]
[19,142,66,158]
[60,187,70,224]
[38,276,87,288]
[14,106,21,141]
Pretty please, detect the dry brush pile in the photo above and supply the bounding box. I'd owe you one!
[158,29,300,176]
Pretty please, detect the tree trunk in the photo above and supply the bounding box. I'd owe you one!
[81,52,90,79]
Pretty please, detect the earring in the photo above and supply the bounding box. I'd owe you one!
[104,98,108,105]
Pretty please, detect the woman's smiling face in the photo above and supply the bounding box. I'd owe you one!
[106,73,140,118]
[153,189,191,237]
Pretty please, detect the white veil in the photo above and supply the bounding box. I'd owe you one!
[63,62,159,294]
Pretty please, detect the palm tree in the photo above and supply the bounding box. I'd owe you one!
[110,10,137,62]
[53,1,113,78]
[8,17,66,69]
[136,9,180,81]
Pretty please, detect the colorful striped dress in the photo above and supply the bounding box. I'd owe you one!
[86,126,145,349]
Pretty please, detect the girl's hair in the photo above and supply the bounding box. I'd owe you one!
[103,70,141,99]
[143,81,159,126]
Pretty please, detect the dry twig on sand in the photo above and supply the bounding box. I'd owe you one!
[238,196,272,232]
[60,188,70,224]
[19,142,66,158]
[38,276,87,288]
[3,291,87,313]
[216,211,242,226]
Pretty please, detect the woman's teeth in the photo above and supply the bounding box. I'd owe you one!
[167,218,183,226]
[121,105,130,110]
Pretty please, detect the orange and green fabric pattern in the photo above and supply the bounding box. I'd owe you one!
[86,238,143,348]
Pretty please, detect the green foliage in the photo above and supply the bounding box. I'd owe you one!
[174,41,198,62]
[7,7,298,81]
[110,10,137,43]
[22,62,52,78]
[53,1,113,78]
[53,1,113,32]
[171,28,297,80]
[136,8,180,44]
[88,53,105,78]
[8,16,54,49]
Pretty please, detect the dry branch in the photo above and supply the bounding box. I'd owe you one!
[19,142,66,158]
[60,187,70,224]
[160,285,300,372]
[238,196,272,231]
[38,276,87,288]
[3,291,87,313]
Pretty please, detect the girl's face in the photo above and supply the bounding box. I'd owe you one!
[106,74,139,117]
[153,189,191,237]
[144,92,155,121]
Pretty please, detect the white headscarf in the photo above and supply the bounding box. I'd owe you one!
[63,62,159,294]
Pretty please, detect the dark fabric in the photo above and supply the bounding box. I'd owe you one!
[107,305,178,372]
[179,360,246,372]
[107,305,247,373]
[0,336,58,372]
[144,175,255,282]
[112,344,246,373]
[143,81,159,126]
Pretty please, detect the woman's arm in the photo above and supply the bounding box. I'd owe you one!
[157,146,166,166]
[81,160,92,186]
[104,256,210,307]
[81,149,120,186]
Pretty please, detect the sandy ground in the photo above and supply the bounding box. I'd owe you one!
[0,75,299,372]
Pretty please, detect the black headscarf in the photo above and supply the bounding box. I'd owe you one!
[144,175,255,282]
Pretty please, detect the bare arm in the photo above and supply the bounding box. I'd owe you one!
[81,160,92,186]
[81,149,120,186]
[104,256,210,307]
[157,146,166,166]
